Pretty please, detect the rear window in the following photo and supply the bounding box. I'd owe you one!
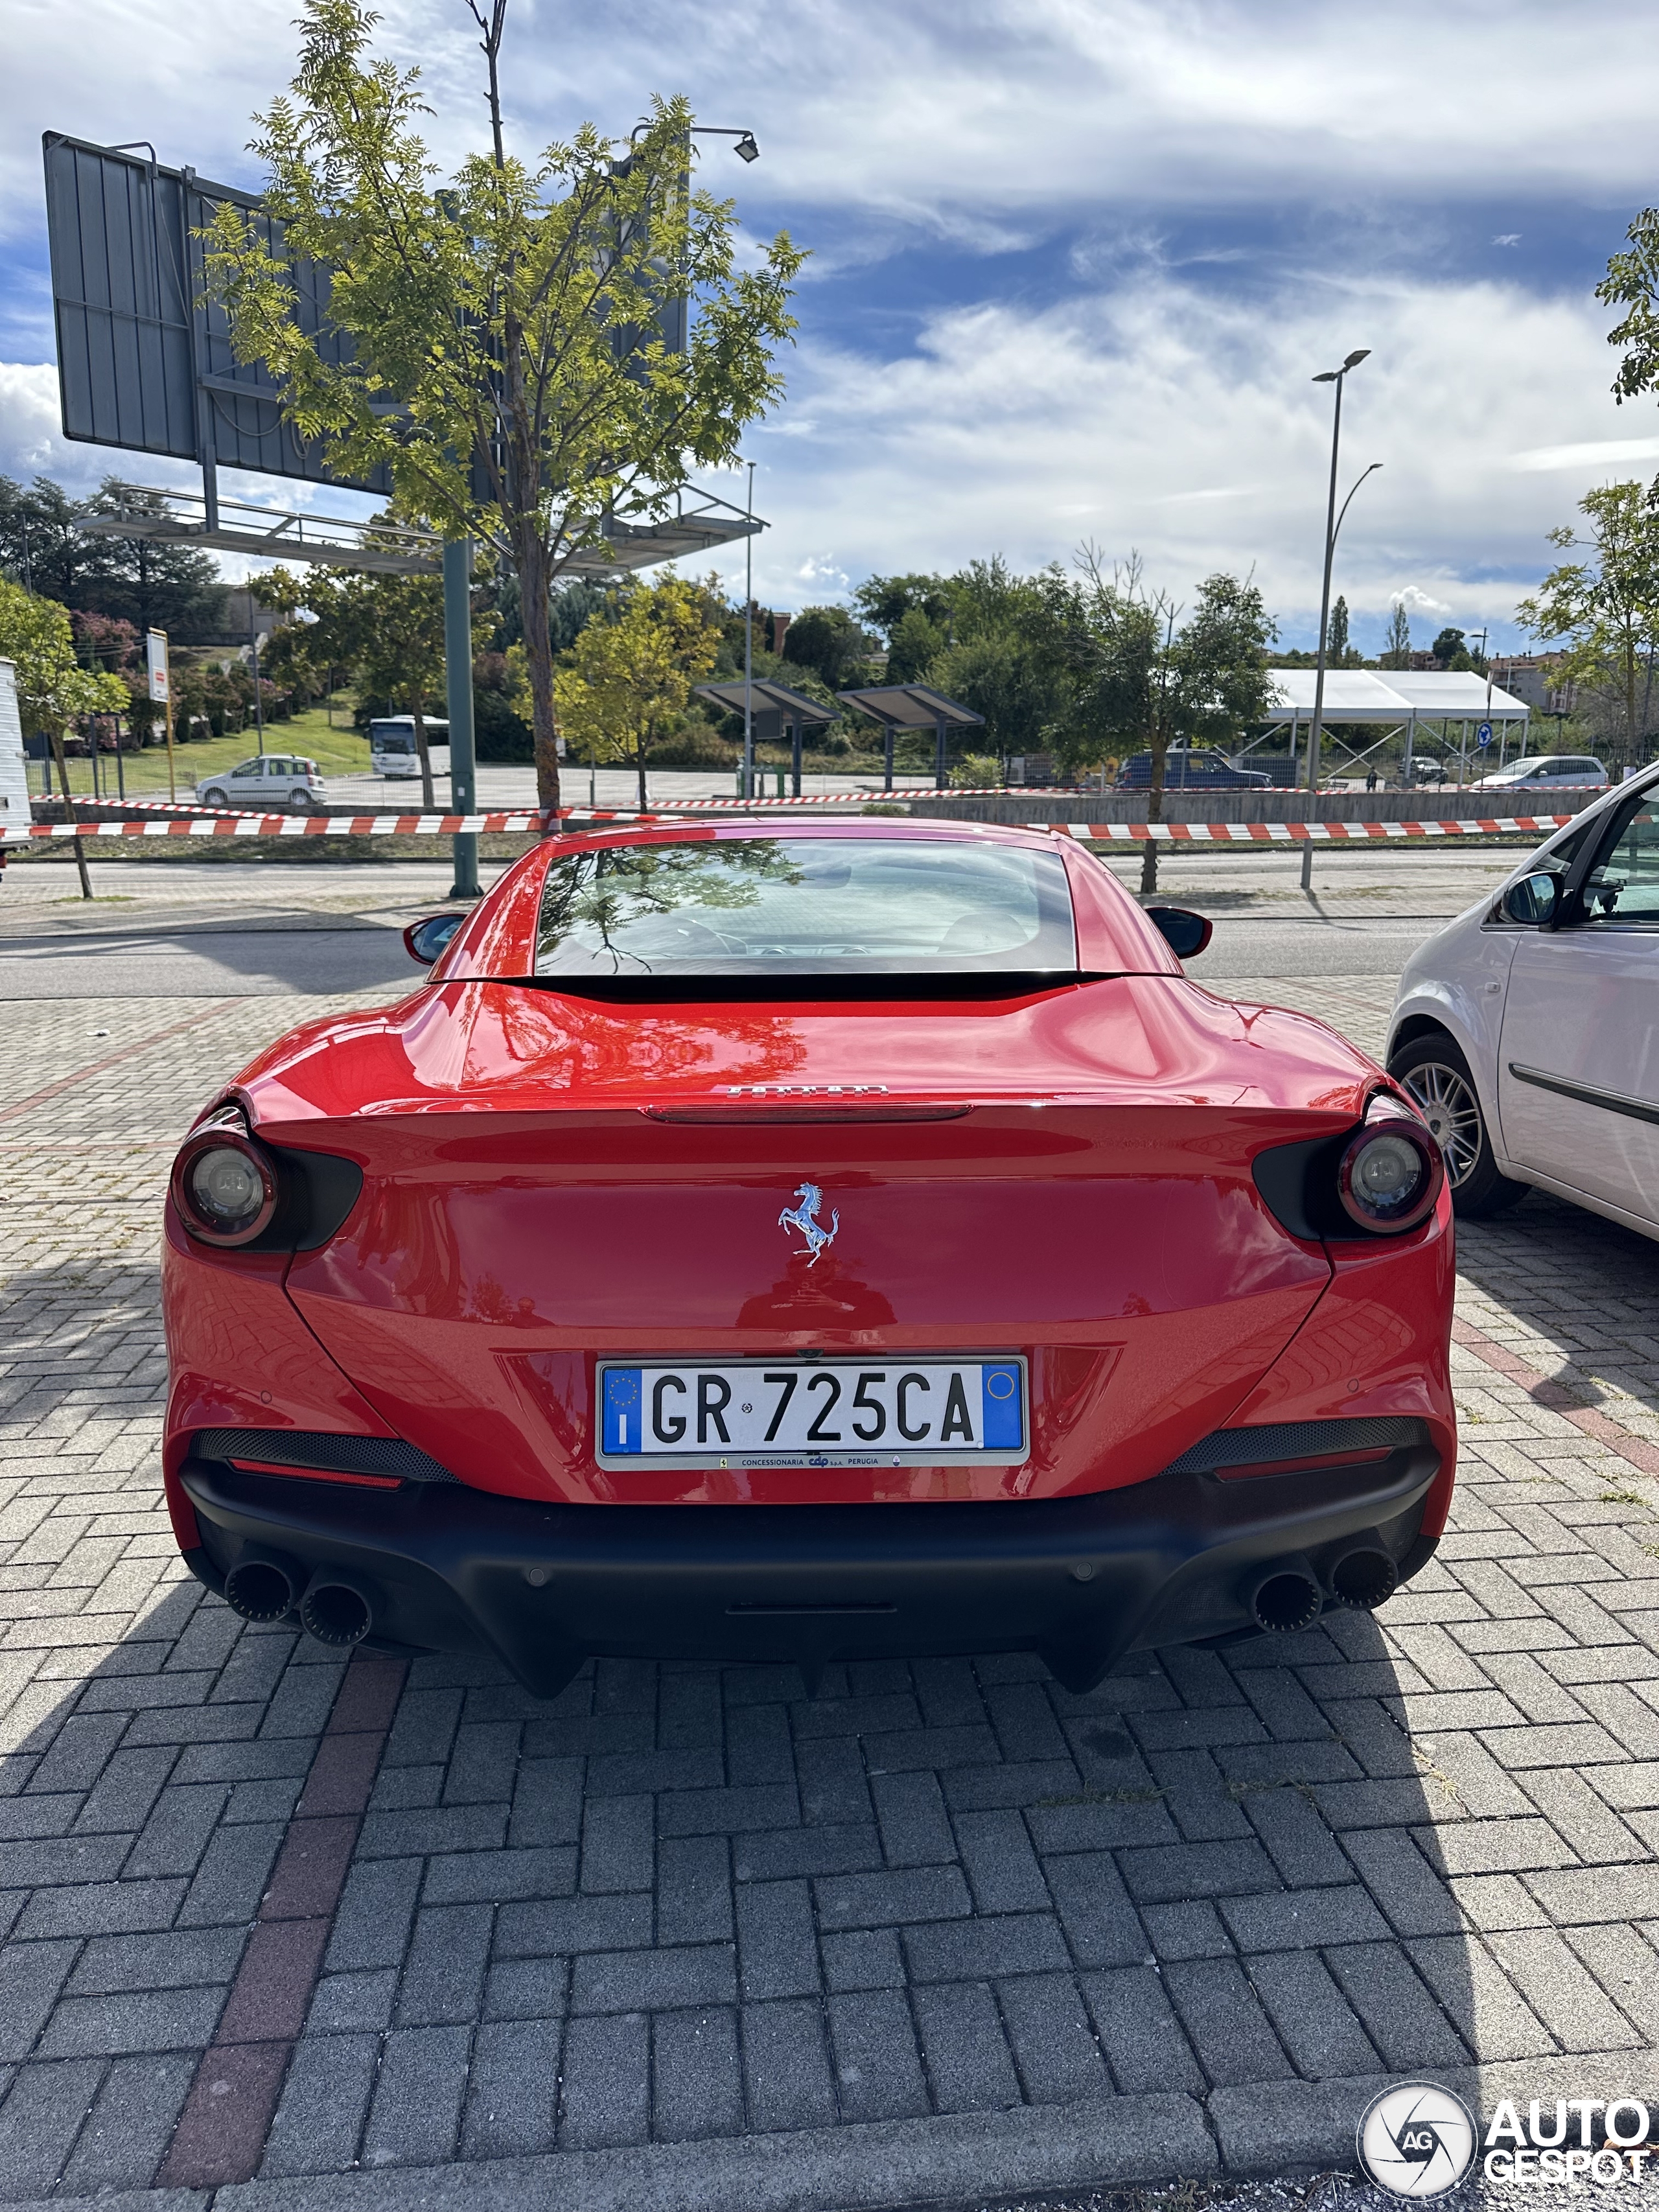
[533,838,1079,977]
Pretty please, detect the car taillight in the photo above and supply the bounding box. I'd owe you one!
[1336,1099,1443,1235]
[171,1112,279,1246]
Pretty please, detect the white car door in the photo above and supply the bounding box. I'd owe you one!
[1497,788,1659,1227]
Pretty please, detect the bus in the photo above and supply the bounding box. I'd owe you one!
[369,717,449,779]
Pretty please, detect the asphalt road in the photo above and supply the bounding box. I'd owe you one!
[0,908,1445,997]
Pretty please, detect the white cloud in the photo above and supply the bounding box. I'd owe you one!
[6,1,1659,246]
[1391,586,1452,617]
[1507,436,1659,472]
[1492,234,1522,248]
[685,266,1659,647]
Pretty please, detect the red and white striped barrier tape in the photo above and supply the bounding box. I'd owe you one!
[1052,815,1578,843]
[3,808,1579,848]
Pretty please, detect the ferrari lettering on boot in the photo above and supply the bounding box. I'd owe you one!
[779,1182,839,1266]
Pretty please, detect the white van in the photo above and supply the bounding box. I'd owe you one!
[0,660,29,829]
[369,717,448,779]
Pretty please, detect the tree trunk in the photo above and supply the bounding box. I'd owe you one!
[517,531,561,820]
[1139,727,1166,896]
[49,728,93,900]
[411,701,436,812]
[637,737,649,813]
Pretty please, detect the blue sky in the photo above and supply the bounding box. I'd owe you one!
[5,0,1659,651]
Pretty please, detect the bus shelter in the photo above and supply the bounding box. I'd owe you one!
[693,679,837,797]
[835,685,985,791]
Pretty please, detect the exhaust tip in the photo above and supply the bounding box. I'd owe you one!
[1331,1548,1398,1611]
[1252,1569,1323,1635]
[224,1555,297,1623]
[300,1573,373,1647]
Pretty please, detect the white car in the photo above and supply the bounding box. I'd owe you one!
[196,754,329,813]
[1388,765,1659,1239]
[1469,752,1607,793]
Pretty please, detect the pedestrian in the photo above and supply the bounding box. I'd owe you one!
[1365,767,1378,792]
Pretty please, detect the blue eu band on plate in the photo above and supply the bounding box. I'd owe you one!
[599,1359,1028,1469]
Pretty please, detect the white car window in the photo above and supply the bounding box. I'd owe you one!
[231,760,259,779]
[1582,799,1659,927]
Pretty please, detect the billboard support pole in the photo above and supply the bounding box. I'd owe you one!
[180,168,220,533]
[444,538,480,900]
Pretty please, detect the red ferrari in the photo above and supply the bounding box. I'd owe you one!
[162,819,1455,1694]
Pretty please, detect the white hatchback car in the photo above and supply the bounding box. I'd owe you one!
[1469,753,1607,793]
[196,754,329,813]
[1388,765,1659,1239]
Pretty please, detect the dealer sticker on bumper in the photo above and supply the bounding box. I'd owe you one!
[597,1358,1028,1471]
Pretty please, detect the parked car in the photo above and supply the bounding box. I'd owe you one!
[196,754,329,813]
[163,819,1454,1695]
[1115,749,1271,790]
[1469,754,1607,793]
[369,717,448,778]
[1389,764,1659,1237]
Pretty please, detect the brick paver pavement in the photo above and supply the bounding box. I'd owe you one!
[2,936,1658,2208]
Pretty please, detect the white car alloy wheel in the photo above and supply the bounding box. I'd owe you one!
[1400,1056,1483,1189]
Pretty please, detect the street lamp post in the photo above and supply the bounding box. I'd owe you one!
[742,460,756,800]
[1301,350,1378,891]
[1305,350,1372,800]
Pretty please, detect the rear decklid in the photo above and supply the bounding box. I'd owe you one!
[249,975,1373,1508]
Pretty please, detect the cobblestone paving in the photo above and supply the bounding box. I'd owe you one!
[2,948,1658,2208]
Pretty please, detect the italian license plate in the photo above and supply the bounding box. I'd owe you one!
[597,1357,1028,1471]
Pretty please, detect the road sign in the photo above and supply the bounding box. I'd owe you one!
[145,631,168,704]
[1476,721,1493,748]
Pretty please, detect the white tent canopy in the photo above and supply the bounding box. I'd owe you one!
[1262,671,1529,724]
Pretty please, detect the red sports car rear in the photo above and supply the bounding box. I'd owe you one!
[162,821,1455,1693]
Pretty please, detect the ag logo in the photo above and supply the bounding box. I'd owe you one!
[1357,2082,1478,2198]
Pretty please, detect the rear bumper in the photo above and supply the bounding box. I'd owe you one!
[181,1426,1442,1695]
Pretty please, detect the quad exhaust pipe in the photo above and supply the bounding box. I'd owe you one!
[223,1551,300,1624]
[222,1552,376,1647]
[1250,1565,1323,1635]
[1249,1544,1400,1633]
[299,1570,375,1647]
[1329,1547,1398,1611]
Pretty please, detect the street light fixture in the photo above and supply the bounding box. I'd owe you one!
[691,126,761,161]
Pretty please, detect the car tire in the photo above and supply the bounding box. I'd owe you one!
[201,786,228,808]
[289,789,315,813]
[1388,1030,1527,1219]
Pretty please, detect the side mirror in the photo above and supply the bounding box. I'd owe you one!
[1500,872,1557,927]
[1146,905,1214,960]
[403,913,465,967]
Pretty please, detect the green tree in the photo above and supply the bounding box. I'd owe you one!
[780,605,874,690]
[852,573,954,642]
[1380,601,1411,668]
[925,559,1078,760]
[0,579,128,738]
[1516,481,1659,754]
[0,476,226,637]
[885,606,948,682]
[553,572,721,806]
[0,579,130,891]
[0,478,110,605]
[202,0,803,815]
[265,563,455,806]
[1325,594,1350,664]
[1060,554,1276,892]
